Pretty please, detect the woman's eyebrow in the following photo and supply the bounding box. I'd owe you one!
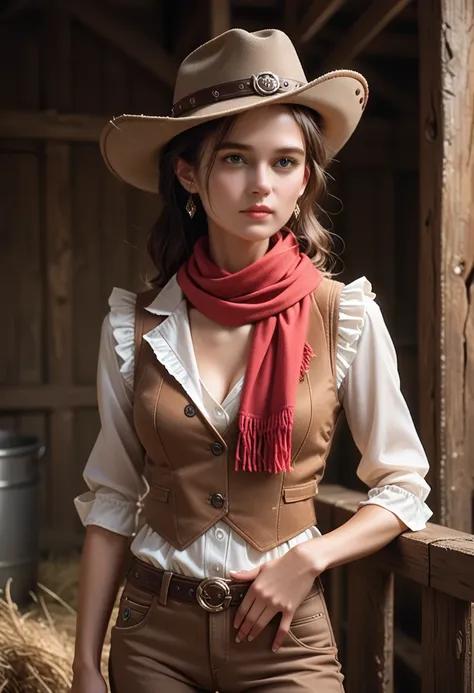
[217,141,305,156]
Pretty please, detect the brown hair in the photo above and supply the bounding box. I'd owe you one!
[147,105,335,287]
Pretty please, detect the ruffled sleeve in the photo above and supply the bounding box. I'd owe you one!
[336,277,375,391]
[108,287,137,389]
[74,288,149,537]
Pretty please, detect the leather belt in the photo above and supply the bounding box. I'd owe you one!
[127,557,251,613]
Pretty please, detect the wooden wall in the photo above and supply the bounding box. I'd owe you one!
[0,8,420,552]
[0,9,168,551]
[325,114,419,491]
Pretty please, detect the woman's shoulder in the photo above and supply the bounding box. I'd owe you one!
[334,276,377,388]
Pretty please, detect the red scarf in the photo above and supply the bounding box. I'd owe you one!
[177,230,323,473]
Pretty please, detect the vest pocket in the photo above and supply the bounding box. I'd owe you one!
[282,480,317,503]
[149,484,170,503]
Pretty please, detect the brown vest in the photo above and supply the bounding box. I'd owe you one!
[133,278,342,552]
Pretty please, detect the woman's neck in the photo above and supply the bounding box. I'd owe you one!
[207,224,271,273]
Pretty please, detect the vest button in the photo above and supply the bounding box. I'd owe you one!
[184,404,196,417]
[211,442,224,456]
[210,493,225,509]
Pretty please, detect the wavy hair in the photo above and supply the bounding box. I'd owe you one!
[147,105,335,287]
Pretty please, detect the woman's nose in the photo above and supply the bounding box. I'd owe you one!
[250,165,272,197]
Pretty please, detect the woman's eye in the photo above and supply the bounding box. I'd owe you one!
[275,157,295,168]
[225,154,244,164]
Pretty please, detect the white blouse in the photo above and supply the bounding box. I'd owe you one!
[74,275,432,579]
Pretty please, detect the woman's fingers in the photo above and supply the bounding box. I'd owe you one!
[233,590,256,630]
[272,610,293,652]
[235,600,268,642]
[246,606,279,642]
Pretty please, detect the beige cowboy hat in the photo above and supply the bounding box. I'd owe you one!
[100,28,369,194]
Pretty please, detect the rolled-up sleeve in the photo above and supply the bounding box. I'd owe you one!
[74,292,147,537]
[341,299,433,531]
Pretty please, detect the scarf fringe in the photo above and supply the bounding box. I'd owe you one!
[299,342,314,382]
[235,407,295,474]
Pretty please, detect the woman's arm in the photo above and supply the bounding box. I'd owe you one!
[72,295,146,689]
[72,526,130,673]
[295,503,406,573]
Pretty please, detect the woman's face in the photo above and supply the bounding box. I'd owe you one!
[194,105,309,243]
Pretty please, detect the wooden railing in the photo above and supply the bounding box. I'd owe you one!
[316,485,474,693]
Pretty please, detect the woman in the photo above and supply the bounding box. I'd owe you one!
[71,28,432,693]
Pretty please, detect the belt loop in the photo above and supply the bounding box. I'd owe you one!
[159,570,173,606]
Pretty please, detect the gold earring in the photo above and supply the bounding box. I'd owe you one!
[293,201,301,220]
[186,193,196,219]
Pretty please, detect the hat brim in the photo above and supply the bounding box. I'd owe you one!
[100,70,368,194]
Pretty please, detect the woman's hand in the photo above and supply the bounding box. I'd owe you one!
[229,540,326,652]
[70,664,108,693]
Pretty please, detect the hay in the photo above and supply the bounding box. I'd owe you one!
[0,554,120,693]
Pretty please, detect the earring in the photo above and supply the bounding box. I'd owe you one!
[186,193,196,219]
[293,201,301,220]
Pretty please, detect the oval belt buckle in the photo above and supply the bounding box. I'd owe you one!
[196,577,232,612]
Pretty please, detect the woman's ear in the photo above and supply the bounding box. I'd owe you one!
[299,163,311,197]
[174,157,199,194]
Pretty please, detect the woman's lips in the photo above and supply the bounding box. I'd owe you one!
[241,207,273,219]
[242,211,272,219]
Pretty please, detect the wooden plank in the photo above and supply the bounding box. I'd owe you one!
[297,0,346,45]
[422,587,472,693]
[429,538,474,602]
[324,0,414,67]
[0,110,105,141]
[102,44,132,299]
[67,0,177,88]
[0,151,17,386]
[210,0,231,38]
[346,561,394,693]
[0,386,96,409]
[418,0,474,531]
[44,10,76,539]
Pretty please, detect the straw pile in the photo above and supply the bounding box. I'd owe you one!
[0,554,120,693]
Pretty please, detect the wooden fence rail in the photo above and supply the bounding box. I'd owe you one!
[316,484,474,693]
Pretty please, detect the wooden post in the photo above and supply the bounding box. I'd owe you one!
[346,560,394,693]
[418,0,474,531]
[422,587,472,693]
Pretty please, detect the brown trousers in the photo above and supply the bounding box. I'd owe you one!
[109,576,345,692]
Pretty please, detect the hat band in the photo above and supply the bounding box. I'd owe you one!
[171,72,305,118]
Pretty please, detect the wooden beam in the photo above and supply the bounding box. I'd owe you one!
[418,0,474,531]
[0,110,104,141]
[320,27,418,59]
[297,0,347,45]
[210,0,231,38]
[324,0,413,68]
[67,0,177,88]
[0,386,97,410]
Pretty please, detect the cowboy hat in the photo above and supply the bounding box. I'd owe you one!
[100,28,369,194]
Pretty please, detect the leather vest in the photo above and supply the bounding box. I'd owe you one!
[133,278,342,552]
